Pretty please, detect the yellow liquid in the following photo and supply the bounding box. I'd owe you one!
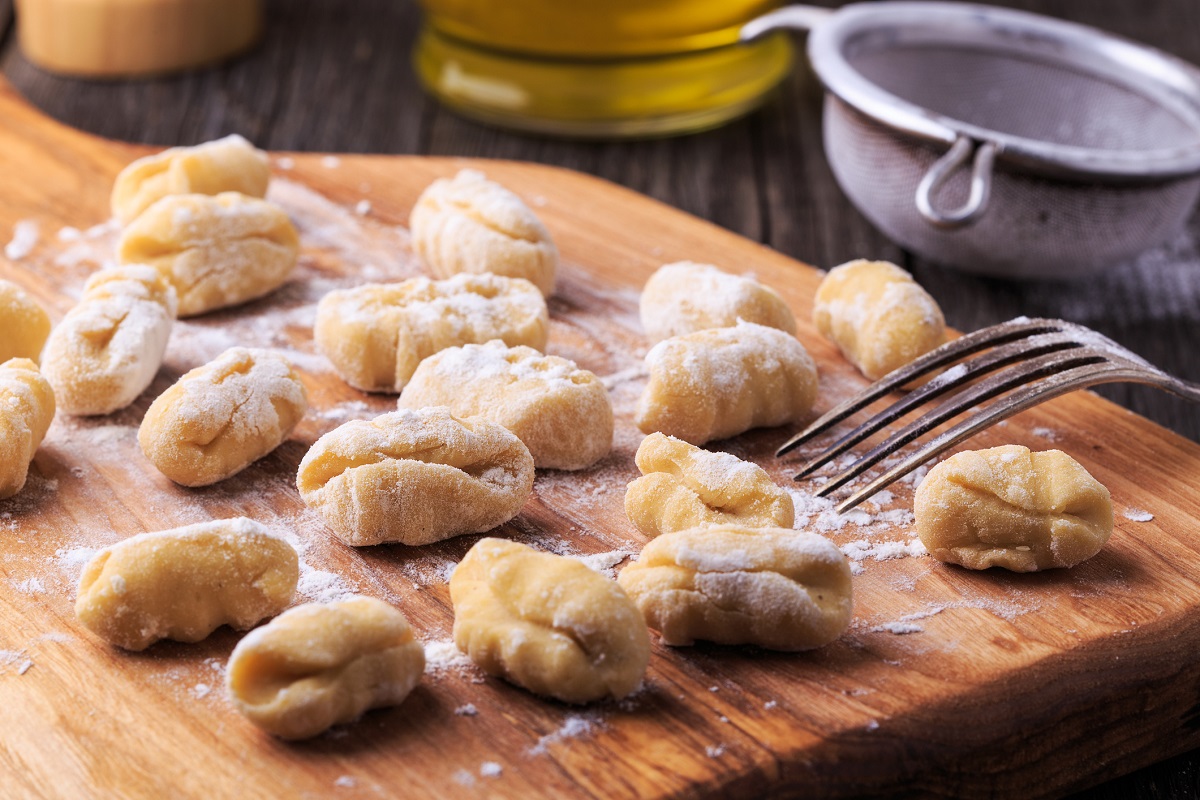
[414,1,792,137]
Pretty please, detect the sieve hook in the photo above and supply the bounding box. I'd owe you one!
[916,136,996,229]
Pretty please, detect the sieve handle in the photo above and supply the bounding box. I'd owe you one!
[740,6,836,41]
[916,136,996,229]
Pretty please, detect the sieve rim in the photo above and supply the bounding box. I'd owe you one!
[808,1,1200,181]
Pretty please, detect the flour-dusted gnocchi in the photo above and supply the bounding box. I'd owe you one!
[617,524,853,651]
[116,192,299,317]
[297,407,534,546]
[0,358,55,499]
[111,134,271,225]
[813,259,946,380]
[0,279,51,364]
[397,341,612,470]
[226,596,425,740]
[42,264,177,416]
[314,273,549,393]
[75,518,298,651]
[635,321,818,445]
[450,538,650,704]
[410,169,558,296]
[914,445,1114,572]
[639,261,797,344]
[138,348,308,486]
[625,432,794,538]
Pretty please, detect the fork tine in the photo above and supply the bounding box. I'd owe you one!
[811,348,1107,494]
[791,332,1086,477]
[776,317,1069,457]
[833,362,1149,512]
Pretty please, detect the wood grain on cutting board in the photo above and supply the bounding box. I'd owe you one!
[1,76,1199,800]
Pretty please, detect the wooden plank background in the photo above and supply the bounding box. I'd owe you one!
[0,1,1198,797]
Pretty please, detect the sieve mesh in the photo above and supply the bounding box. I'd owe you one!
[848,44,1200,153]
[825,95,1200,278]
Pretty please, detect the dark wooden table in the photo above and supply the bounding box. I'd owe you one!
[1,1,1197,797]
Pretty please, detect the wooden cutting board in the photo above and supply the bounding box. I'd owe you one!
[3,75,1200,800]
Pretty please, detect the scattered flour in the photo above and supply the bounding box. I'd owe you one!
[874,622,924,635]
[424,640,476,676]
[1122,508,1154,523]
[12,577,45,594]
[454,704,478,717]
[5,219,39,260]
[321,155,342,169]
[355,200,372,216]
[570,550,634,578]
[276,156,296,170]
[1031,427,1060,441]
[705,745,727,758]
[479,762,502,778]
[297,562,357,603]
[334,776,356,789]
[528,714,599,755]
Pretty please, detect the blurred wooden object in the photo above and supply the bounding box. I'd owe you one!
[14,0,262,77]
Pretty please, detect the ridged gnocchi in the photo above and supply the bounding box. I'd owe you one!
[75,518,298,651]
[0,279,51,363]
[625,432,794,537]
[639,261,796,344]
[111,134,271,224]
[914,445,1114,572]
[42,264,177,416]
[410,169,558,296]
[617,524,853,651]
[226,596,425,740]
[314,273,549,393]
[297,407,535,546]
[0,358,55,499]
[397,341,612,470]
[138,348,308,487]
[116,191,299,317]
[450,538,650,704]
[635,321,818,445]
[813,259,946,380]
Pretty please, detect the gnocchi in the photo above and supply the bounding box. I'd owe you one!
[813,259,946,380]
[75,518,298,651]
[639,261,796,344]
[297,407,534,546]
[625,432,794,537]
[0,279,51,363]
[410,169,558,296]
[0,358,55,499]
[617,524,853,651]
[314,273,549,393]
[914,445,1114,572]
[226,596,425,740]
[397,341,612,470]
[450,538,650,704]
[635,321,818,445]
[138,348,308,486]
[116,191,299,317]
[42,264,177,416]
[111,134,271,224]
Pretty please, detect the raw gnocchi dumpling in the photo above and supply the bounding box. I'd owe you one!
[314,273,548,393]
[42,264,177,416]
[914,445,1113,572]
[625,432,794,537]
[635,321,818,445]
[75,518,298,651]
[617,524,853,651]
[116,191,299,317]
[297,407,534,546]
[111,134,271,224]
[450,538,650,704]
[0,358,55,499]
[138,348,308,486]
[398,341,612,470]
[813,259,946,380]
[0,279,51,363]
[639,261,796,344]
[226,596,425,740]
[410,169,558,296]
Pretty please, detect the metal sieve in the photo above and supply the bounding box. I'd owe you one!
[742,3,1200,279]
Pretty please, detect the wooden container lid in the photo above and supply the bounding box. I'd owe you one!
[15,0,264,78]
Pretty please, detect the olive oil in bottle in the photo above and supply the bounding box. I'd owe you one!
[415,0,792,137]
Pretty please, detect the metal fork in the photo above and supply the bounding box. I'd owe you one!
[777,317,1200,512]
